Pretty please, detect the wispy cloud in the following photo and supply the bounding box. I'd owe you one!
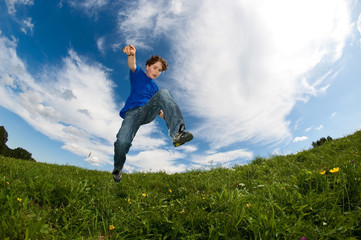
[191,148,254,168]
[97,37,105,55]
[305,127,313,132]
[0,35,117,165]
[315,125,324,131]
[126,149,187,173]
[5,0,34,15]
[20,17,33,35]
[117,0,194,49]
[169,0,351,150]
[66,0,109,18]
[293,136,308,143]
[357,14,361,45]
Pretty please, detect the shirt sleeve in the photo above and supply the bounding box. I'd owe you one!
[130,66,140,83]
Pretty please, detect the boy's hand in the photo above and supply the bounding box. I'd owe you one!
[158,110,165,120]
[123,45,136,56]
[123,44,136,72]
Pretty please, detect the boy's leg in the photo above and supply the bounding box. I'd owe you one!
[113,108,142,172]
[142,89,192,144]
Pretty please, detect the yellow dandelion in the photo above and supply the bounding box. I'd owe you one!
[169,189,172,193]
[320,170,326,175]
[6,182,10,185]
[179,210,185,214]
[202,197,206,200]
[142,193,147,197]
[330,167,340,173]
[246,203,251,208]
[109,225,115,230]
[17,198,22,202]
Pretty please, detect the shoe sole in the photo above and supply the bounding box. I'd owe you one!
[113,176,122,182]
[112,170,122,182]
[173,133,193,147]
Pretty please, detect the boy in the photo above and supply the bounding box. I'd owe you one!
[112,44,193,182]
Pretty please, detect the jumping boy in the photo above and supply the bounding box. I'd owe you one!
[112,44,193,182]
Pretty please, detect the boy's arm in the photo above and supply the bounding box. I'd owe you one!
[123,45,136,72]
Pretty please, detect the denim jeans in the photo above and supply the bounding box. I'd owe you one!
[113,89,185,171]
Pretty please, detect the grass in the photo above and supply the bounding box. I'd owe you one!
[1,131,361,239]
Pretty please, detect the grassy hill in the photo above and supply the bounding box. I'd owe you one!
[1,131,361,239]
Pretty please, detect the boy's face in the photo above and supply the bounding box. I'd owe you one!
[146,61,163,79]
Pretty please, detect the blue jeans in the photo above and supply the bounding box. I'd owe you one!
[113,89,185,171]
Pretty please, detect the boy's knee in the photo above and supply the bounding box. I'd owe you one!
[158,89,169,95]
[158,89,171,99]
[114,138,131,149]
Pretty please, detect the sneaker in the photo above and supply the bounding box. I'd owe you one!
[172,131,193,147]
[112,169,122,182]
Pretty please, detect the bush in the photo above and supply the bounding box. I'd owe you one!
[9,147,36,162]
[312,136,333,148]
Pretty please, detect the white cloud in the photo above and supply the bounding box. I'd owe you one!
[191,148,254,166]
[315,125,324,131]
[67,0,109,18]
[117,0,194,49]
[97,37,105,54]
[357,13,361,45]
[293,136,308,143]
[5,0,34,15]
[0,34,169,167]
[126,149,187,173]
[305,127,313,132]
[20,18,34,35]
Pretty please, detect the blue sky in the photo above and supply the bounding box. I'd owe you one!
[1,0,361,173]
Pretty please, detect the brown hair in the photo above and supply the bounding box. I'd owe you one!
[146,55,168,71]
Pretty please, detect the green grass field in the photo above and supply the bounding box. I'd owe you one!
[1,131,361,239]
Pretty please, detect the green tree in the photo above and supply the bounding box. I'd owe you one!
[0,126,8,154]
[0,126,36,162]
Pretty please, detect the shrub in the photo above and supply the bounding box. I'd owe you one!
[312,136,333,148]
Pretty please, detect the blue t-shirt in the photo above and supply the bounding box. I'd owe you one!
[119,67,159,118]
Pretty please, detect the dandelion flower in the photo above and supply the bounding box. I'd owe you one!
[6,182,10,185]
[330,167,340,173]
[17,198,22,202]
[246,203,251,208]
[202,197,206,200]
[142,193,147,197]
[179,210,185,214]
[320,170,326,175]
[169,189,172,193]
[109,225,115,230]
